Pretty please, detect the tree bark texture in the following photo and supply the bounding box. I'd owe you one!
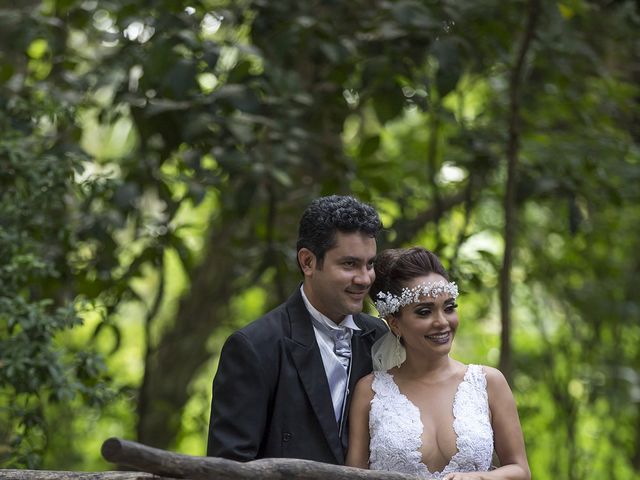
[101,437,418,480]
[499,0,541,384]
[0,470,171,480]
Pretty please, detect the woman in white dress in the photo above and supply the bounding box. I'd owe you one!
[346,247,530,480]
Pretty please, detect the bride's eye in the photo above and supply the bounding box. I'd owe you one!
[444,303,458,313]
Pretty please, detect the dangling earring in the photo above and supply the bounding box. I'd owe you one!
[394,333,403,369]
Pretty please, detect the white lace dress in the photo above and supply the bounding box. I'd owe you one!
[369,365,494,479]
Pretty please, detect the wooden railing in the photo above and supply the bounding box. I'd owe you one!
[0,437,416,480]
[0,471,158,479]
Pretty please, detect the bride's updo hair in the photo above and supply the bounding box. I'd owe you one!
[370,247,450,314]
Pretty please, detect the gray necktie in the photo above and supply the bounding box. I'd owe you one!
[332,328,352,370]
[311,317,353,423]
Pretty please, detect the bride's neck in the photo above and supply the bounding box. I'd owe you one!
[400,353,456,382]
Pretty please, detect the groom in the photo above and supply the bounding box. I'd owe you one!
[207,195,387,464]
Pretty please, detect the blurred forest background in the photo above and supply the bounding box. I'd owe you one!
[1,0,639,478]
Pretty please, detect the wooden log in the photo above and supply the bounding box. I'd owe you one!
[0,470,173,480]
[101,437,417,480]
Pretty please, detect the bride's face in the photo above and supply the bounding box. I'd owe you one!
[389,273,459,354]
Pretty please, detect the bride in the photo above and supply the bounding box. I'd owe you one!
[346,247,530,480]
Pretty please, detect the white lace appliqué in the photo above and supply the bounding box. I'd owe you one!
[369,365,494,479]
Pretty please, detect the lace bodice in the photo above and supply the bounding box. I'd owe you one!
[369,365,494,479]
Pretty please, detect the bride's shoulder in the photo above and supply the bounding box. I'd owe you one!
[355,372,375,391]
[352,372,376,404]
[475,365,514,401]
[478,365,507,383]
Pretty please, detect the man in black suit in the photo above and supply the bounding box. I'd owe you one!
[207,195,387,464]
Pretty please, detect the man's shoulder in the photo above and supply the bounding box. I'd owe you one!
[355,311,387,335]
[235,301,289,341]
[357,311,385,325]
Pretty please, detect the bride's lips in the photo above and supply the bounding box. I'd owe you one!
[424,331,451,344]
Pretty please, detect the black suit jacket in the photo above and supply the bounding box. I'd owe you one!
[207,288,387,464]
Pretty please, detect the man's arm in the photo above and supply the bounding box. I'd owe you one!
[207,331,270,460]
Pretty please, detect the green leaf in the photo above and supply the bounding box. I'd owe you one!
[359,135,380,158]
[432,37,463,97]
[372,87,405,123]
[27,39,48,60]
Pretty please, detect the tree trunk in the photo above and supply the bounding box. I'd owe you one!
[135,219,246,449]
[498,0,541,384]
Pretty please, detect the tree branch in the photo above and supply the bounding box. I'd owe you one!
[382,187,471,248]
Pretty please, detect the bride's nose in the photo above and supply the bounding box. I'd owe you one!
[432,309,447,327]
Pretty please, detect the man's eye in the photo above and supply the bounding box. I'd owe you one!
[343,261,355,267]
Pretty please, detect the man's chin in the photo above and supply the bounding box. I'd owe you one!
[345,298,366,314]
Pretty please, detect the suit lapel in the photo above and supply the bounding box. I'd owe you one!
[349,320,377,393]
[284,291,344,464]
[344,316,378,432]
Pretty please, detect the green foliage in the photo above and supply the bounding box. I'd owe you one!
[1,0,640,477]
[0,18,113,466]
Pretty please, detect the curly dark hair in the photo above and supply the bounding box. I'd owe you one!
[369,247,450,312]
[296,195,382,269]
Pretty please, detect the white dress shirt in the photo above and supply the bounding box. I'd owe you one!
[300,285,360,424]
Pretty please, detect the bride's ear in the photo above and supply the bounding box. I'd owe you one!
[387,315,401,337]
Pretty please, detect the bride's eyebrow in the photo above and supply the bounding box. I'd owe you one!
[415,298,455,307]
[415,301,435,307]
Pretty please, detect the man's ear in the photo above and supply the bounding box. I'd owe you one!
[297,248,316,276]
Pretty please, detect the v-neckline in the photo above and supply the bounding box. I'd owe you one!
[385,366,471,477]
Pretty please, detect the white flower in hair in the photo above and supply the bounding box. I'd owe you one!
[374,280,459,317]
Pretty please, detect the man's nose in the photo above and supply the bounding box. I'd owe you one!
[353,266,374,286]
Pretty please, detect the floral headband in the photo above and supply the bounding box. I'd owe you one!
[374,280,459,317]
